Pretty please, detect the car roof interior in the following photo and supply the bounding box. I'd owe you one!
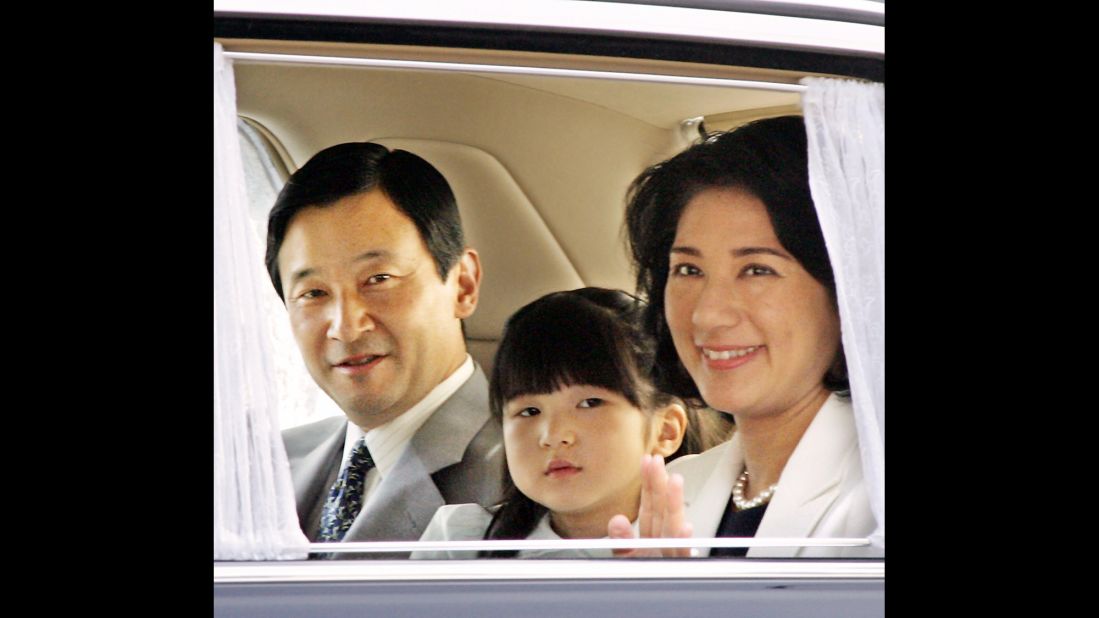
[224,39,810,373]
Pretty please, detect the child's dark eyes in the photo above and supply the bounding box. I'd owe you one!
[577,398,604,409]
[516,407,540,417]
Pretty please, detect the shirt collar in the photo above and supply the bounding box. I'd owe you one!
[341,354,475,478]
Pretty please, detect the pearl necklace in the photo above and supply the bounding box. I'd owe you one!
[732,468,777,510]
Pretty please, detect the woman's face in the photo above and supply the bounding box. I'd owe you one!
[664,187,840,418]
[503,384,658,536]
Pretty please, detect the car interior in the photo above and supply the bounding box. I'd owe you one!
[225,39,807,383]
[215,3,885,613]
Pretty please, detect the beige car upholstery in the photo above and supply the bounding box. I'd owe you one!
[374,138,585,374]
[230,46,802,377]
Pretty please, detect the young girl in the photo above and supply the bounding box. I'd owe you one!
[414,287,689,558]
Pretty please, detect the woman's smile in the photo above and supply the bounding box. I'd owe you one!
[665,187,841,419]
[700,344,764,370]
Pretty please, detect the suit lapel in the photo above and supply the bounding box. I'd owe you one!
[750,395,854,557]
[345,365,492,541]
[346,446,446,541]
[408,364,492,472]
[285,417,346,535]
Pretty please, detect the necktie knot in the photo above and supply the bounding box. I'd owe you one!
[317,437,375,542]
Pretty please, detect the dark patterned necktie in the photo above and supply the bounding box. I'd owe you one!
[317,437,375,542]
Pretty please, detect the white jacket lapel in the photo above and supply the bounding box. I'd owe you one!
[750,395,854,557]
[675,437,740,557]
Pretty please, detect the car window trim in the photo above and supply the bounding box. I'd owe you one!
[588,0,884,27]
[214,0,882,56]
[214,4,884,82]
[222,50,810,93]
[215,557,884,584]
[305,537,871,555]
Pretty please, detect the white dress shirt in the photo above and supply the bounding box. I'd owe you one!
[335,354,475,503]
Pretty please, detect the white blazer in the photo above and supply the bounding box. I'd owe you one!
[669,394,880,558]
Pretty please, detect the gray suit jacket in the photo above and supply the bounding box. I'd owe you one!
[283,364,503,552]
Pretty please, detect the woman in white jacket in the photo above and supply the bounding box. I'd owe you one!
[609,116,878,558]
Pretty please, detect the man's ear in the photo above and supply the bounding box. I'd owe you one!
[649,402,688,458]
[453,248,482,319]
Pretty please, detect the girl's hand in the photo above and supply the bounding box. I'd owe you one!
[607,454,693,557]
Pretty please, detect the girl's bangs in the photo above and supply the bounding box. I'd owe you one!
[490,292,643,413]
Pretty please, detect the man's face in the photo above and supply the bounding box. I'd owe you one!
[277,189,479,430]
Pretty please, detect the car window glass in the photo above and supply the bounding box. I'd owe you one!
[221,52,882,562]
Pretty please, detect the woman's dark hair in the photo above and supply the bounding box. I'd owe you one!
[265,142,464,300]
[679,407,736,456]
[480,287,682,557]
[624,115,848,402]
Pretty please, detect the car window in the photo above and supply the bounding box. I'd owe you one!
[214,0,883,581]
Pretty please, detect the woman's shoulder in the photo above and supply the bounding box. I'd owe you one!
[667,438,740,514]
[667,437,736,477]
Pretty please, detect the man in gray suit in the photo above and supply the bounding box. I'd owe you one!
[265,142,503,553]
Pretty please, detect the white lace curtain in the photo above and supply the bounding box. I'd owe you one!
[214,42,310,560]
[801,77,885,549]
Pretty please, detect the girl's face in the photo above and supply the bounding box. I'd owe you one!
[664,187,841,419]
[503,384,660,537]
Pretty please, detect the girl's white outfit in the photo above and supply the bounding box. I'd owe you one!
[413,504,625,559]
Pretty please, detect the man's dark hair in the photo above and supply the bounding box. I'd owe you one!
[265,142,465,299]
[624,115,848,401]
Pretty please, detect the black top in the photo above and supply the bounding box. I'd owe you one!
[709,497,768,558]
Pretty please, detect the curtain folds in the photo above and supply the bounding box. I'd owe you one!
[801,77,885,549]
[214,42,310,560]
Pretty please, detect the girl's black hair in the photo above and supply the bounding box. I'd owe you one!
[480,287,679,557]
[624,115,848,403]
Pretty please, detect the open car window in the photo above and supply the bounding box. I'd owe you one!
[215,1,883,614]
